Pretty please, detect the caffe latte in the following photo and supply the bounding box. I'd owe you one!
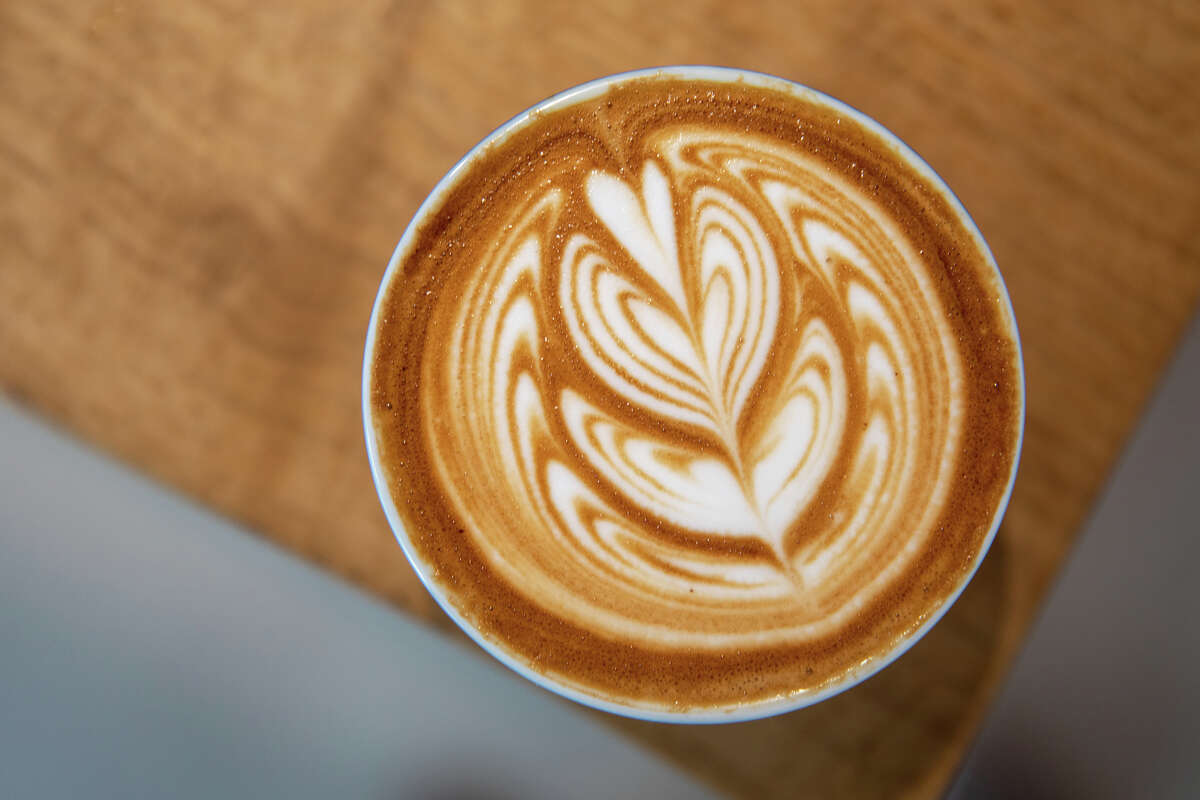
[365,69,1022,718]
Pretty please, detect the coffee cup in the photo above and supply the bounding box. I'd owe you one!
[363,66,1024,722]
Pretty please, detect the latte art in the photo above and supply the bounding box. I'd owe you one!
[436,136,961,643]
[368,73,1022,714]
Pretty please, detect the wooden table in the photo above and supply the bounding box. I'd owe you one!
[3,1,1198,796]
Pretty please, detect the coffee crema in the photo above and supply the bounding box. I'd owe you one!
[368,74,1022,714]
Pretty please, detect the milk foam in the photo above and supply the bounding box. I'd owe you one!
[426,127,964,647]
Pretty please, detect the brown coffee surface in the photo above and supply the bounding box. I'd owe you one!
[368,75,1021,713]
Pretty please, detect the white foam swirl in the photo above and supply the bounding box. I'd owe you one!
[426,129,963,647]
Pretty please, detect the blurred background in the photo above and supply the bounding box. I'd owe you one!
[3,317,1198,798]
[0,395,715,799]
[3,318,1198,799]
[2,1,1198,797]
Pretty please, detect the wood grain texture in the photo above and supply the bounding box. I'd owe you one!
[2,0,1198,797]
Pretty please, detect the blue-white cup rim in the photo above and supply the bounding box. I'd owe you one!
[362,65,1026,724]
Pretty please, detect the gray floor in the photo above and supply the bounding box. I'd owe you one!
[949,311,1200,800]
[0,402,715,799]
[2,314,1198,799]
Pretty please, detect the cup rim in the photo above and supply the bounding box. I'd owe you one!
[362,65,1026,724]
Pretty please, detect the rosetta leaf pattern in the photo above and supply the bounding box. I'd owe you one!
[557,161,846,566]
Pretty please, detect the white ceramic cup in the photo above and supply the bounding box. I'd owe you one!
[363,66,1025,723]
